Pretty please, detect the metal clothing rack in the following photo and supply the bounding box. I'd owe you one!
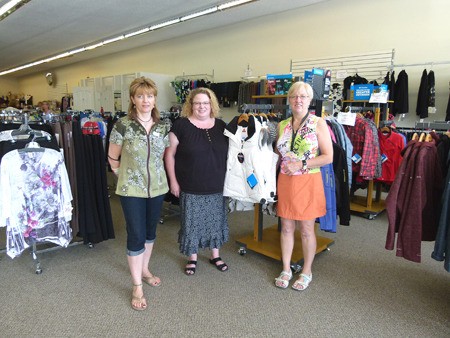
[291,49,395,82]
[414,120,450,131]
[392,60,450,69]
[174,70,215,82]
[0,113,84,274]
[234,103,334,267]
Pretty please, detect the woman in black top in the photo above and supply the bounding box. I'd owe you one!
[165,87,229,275]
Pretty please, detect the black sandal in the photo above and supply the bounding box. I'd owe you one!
[184,260,197,275]
[209,257,228,272]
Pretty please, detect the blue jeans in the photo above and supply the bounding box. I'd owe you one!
[120,195,165,256]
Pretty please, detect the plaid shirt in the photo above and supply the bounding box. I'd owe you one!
[344,117,381,179]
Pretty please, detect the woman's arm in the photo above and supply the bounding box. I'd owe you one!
[306,117,333,169]
[108,143,122,176]
[164,132,181,197]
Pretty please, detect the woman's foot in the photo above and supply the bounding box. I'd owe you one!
[131,284,147,311]
[142,274,161,287]
[274,270,292,289]
[185,260,197,275]
[292,273,312,291]
[209,257,228,272]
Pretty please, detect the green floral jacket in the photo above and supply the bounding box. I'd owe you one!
[109,117,169,198]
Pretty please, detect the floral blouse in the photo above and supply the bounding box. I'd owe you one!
[0,148,73,258]
[109,117,169,198]
[276,114,321,175]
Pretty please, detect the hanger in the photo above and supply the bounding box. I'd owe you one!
[425,133,433,142]
[412,132,419,141]
[18,132,45,152]
[418,132,426,142]
[238,113,249,125]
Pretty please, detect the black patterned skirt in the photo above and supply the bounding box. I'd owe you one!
[178,192,229,256]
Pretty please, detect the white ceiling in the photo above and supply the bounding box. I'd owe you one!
[0,0,328,77]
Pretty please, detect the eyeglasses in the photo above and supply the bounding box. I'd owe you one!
[289,95,309,100]
[193,101,211,107]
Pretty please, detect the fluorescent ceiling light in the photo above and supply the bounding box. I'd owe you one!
[124,27,150,38]
[218,0,254,10]
[85,42,104,50]
[0,0,30,21]
[150,18,180,30]
[103,35,125,45]
[0,0,258,76]
[68,47,86,55]
[180,6,217,21]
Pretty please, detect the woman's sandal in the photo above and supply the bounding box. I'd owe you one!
[291,273,312,291]
[142,274,161,287]
[185,260,197,275]
[209,257,228,272]
[131,284,147,311]
[274,270,293,289]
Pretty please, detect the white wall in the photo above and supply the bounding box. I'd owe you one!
[6,0,450,126]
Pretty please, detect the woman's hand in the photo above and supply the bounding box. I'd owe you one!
[170,181,181,198]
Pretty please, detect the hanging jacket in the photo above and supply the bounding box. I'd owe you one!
[416,69,429,118]
[223,115,278,204]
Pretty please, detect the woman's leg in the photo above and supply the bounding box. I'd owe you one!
[142,195,164,283]
[280,218,296,272]
[297,219,316,276]
[120,196,147,308]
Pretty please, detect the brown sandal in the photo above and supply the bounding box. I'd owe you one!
[142,275,161,287]
[131,284,147,311]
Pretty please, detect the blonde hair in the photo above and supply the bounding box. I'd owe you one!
[128,77,160,122]
[287,81,314,99]
[181,87,220,118]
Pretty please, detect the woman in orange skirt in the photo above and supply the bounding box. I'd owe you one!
[274,81,333,291]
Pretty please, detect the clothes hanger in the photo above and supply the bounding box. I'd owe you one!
[412,132,419,141]
[238,113,249,125]
[418,132,426,142]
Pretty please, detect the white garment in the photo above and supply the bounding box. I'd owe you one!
[0,148,73,258]
[223,115,278,204]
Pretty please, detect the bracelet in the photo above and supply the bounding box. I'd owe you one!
[108,154,120,161]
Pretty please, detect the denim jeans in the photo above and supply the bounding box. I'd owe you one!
[120,194,165,256]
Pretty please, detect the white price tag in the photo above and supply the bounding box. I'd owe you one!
[337,111,357,126]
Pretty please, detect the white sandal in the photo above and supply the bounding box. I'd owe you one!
[292,273,312,291]
[274,270,292,289]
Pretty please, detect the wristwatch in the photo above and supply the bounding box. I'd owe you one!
[302,159,308,169]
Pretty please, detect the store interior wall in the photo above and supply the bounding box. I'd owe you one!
[2,0,450,127]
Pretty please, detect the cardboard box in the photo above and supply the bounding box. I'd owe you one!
[351,84,373,100]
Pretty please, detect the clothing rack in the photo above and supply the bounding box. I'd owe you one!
[235,103,334,268]
[414,121,450,131]
[392,60,450,69]
[343,100,390,219]
[174,70,215,82]
[291,49,395,82]
[0,113,74,274]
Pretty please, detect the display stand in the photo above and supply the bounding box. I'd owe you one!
[236,204,334,268]
[235,101,333,267]
[343,100,393,219]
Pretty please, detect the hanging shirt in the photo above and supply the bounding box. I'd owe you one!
[0,148,73,258]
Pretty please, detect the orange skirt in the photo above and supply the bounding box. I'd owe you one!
[277,172,326,220]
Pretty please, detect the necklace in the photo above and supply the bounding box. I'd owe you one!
[136,114,152,123]
[290,113,309,152]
